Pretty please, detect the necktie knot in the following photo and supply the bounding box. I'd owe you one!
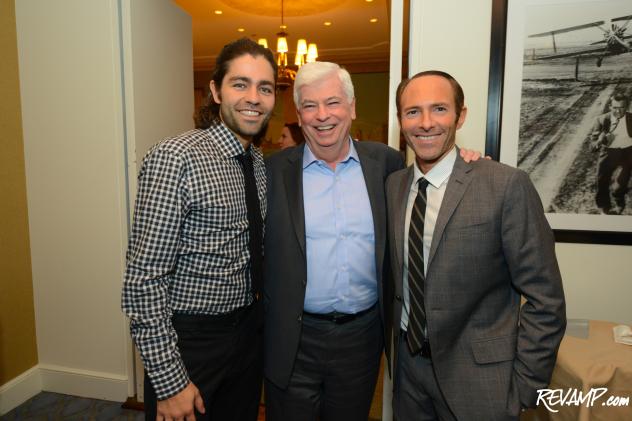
[236,150,252,167]
[418,178,429,192]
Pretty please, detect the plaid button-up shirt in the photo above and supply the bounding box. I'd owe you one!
[121,122,266,399]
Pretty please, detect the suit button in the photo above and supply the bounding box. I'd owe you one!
[302,279,306,287]
[395,295,402,301]
[298,314,302,321]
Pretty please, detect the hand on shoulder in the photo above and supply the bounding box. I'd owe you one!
[459,148,491,162]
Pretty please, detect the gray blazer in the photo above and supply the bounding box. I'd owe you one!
[386,154,566,420]
[263,140,404,388]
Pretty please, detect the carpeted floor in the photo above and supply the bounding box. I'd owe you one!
[2,359,385,420]
[2,390,381,420]
[0,392,144,420]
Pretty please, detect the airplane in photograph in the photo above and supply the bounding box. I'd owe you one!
[528,15,632,79]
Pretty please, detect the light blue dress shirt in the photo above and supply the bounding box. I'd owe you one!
[302,139,377,314]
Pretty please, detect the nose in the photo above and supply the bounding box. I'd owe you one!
[245,86,260,104]
[419,112,433,130]
[316,103,328,121]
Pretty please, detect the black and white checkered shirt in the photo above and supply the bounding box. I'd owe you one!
[121,122,266,400]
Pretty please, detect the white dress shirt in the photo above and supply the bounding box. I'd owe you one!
[401,147,457,331]
[609,117,632,148]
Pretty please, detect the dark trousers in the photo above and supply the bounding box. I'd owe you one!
[393,331,456,421]
[265,305,383,421]
[144,301,263,421]
[596,146,632,212]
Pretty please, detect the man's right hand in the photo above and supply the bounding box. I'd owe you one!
[156,382,205,421]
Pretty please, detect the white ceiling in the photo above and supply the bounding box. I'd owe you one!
[173,0,392,71]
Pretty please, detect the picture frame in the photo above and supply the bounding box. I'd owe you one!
[485,0,632,245]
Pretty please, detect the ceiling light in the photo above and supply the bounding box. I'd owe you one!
[369,18,378,23]
[296,39,308,55]
[306,43,318,63]
[214,10,222,15]
[257,0,319,89]
[324,22,332,26]
[237,28,245,32]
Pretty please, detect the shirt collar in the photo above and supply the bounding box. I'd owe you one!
[302,136,358,169]
[207,120,250,158]
[413,147,457,189]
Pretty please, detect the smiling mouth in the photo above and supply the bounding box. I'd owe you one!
[239,109,262,117]
[413,134,442,140]
[315,124,335,132]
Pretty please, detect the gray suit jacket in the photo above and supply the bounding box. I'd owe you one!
[263,140,404,388]
[386,154,566,420]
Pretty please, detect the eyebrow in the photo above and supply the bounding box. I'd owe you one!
[405,101,450,109]
[227,76,274,86]
[301,95,342,105]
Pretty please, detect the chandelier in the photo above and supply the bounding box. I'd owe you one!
[257,0,318,89]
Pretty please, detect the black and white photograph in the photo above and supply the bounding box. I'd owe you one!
[500,0,632,234]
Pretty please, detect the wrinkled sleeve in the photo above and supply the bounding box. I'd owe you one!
[121,146,190,400]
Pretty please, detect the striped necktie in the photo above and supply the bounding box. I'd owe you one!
[407,178,429,354]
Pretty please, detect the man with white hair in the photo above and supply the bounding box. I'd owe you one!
[263,62,481,420]
[263,61,405,420]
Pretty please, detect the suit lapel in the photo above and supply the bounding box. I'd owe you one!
[428,156,473,268]
[283,145,306,257]
[356,142,385,277]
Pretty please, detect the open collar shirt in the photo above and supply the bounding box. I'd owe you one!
[301,138,377,314]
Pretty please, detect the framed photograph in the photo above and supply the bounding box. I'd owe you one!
[486,0,632,245]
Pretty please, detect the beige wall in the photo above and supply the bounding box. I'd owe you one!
[352,72,390,142]
[0,0,38,385]
[15,0,130,400]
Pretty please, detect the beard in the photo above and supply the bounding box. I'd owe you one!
[219,104,272,147]
[251,121,269,147]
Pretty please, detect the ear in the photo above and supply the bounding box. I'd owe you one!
[456,106,467,129]
[210,81,221,104]
[296,109,302,127]
[350,97,357,121]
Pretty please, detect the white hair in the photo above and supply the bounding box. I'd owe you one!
[293,62,355,106]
